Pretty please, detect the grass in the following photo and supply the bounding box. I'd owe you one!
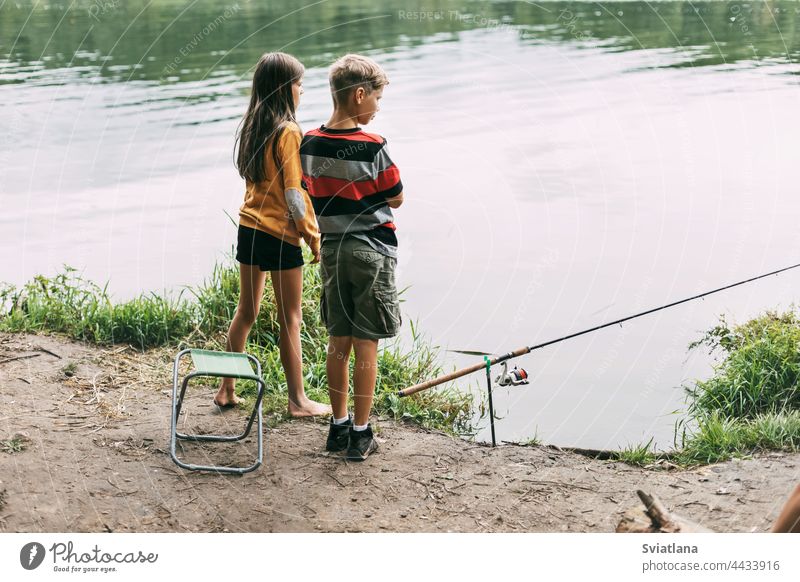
[0,256,475,435]
[618,309,800,468]
[616,438,657,466]
[685,310,800,420]
[675,409,800,466]
[0,267,195,348]
[578,309,800,469]
[674,309,800,465]
[522,431,542,447]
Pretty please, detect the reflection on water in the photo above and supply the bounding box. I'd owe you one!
[3,0,800,86]
[3,0,800,448]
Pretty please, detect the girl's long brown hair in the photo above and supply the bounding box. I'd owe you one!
[235,52,304,183]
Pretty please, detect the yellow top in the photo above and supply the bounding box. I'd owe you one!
[238,121,320,255]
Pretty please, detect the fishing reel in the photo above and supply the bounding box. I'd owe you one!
[495,361,530,386]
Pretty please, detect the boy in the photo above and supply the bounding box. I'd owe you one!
[300,54,404,461]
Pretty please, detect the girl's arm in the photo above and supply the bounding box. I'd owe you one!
[279,126,321,260]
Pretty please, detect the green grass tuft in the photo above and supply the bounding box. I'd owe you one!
[675,410,800,466]
[616,438,657,466]
[673,308,800,466]
[0,267,195,348]
[686,310,800,420]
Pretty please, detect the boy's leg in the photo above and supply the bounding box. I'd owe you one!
[320,240,356,419]
[346,337,380,460]
[214,263,266,406]
[352,337,379,426]
[326,335,353,420]
[271,267,331,417]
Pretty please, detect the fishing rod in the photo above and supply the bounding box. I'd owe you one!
[399,260,800,399]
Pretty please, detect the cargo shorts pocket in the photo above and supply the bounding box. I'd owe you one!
[353,249,383,264]
[374,288,401,334]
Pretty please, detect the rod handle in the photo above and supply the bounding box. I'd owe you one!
[397,361,486,396]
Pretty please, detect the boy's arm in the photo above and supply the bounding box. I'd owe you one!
[279,127,321,260]
[377,139,403,209]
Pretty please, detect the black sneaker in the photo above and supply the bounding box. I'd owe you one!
[326,415,352,452]
[346,424,378,461]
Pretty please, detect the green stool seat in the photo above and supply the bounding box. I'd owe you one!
[189,349,257,378]
[169,348,267,474]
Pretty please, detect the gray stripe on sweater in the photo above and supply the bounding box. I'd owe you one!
[316,206,394,233]
[301,148,393,182]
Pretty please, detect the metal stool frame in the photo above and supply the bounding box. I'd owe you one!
[170,349,266,474]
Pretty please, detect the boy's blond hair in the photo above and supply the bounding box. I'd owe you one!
[329,54,389,104]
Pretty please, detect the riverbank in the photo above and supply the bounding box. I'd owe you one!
[1,332,796,533]
[0,261,474,435]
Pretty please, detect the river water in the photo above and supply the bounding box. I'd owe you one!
[3,0,800,449]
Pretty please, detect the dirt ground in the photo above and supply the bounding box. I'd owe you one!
[0,332,797,533]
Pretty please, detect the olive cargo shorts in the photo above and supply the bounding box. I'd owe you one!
[319,237,402,340]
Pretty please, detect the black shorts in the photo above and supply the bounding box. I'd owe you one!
[235,225,304,271]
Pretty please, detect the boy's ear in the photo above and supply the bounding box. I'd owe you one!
[354,86,365,104]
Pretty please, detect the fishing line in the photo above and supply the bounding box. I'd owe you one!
[399,260,800,398]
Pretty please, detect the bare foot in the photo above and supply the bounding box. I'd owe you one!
[288,397,332,418]
[213,383,242,408]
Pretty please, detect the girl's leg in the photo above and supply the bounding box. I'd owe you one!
[214,263,267,406]
[271,266,332,417]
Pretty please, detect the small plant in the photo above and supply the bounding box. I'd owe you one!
[521,428,541,447]
[1,436,28,454]
[616,438,657,466]
[62,361,77,377]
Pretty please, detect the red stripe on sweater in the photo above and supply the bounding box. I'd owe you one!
[376,166,400,190]
[305,128,384,144]
[305,165,400,200]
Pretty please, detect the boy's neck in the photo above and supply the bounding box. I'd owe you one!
[325,109,360,130]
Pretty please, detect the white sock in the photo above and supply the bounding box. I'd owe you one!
[333,415,350,425]
[353,423,368,432]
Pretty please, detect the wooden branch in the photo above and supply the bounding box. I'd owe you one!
[35,347,62,359]
[638,490,678,530]
[616,490,714,533]
[0,354,40,365]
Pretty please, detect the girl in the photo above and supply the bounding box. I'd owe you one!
[214,52,331,417]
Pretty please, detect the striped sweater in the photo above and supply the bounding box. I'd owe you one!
[300,125,403,257]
